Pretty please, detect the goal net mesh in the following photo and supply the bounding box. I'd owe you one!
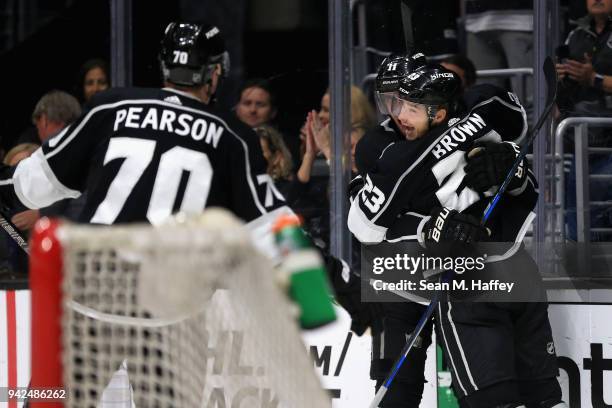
[49,215,330,407]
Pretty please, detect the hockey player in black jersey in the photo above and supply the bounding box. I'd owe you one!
[354,52,427,173]
[340,53,437,408]
[348,61,566,407]
[0,22,285,226]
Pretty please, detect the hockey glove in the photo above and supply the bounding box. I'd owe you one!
[463,141,528,195]
[321,245,383,335]
[421,207,490,261]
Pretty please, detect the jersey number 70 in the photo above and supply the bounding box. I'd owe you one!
[90,137,213,225]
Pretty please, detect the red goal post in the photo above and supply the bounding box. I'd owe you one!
[30,218,64,408]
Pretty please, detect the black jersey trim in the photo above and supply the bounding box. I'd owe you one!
[385,234,418,243]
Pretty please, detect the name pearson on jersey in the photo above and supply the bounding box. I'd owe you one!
[113,106,224,148]
[431,113,487,159]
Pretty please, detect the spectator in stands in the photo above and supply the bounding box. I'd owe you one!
[14,91,84,227]
[441,54,478,91]
[305,85,377,173]
[291,85,376,249]
[464,0,533,99]
[31,90,82,142]
[557,0,612,241]
[254,125,293,197]
[556,0,612,116]
[15,90,81,146]
[287,113,330,249]
[3,143,39,167]
[317,91,330,127]
[235,78,277,128]
[77,59,110,104]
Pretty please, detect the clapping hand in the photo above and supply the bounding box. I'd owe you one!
[307,110,331,160]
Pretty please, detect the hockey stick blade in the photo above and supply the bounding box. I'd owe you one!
[369,57,557,408]
[482,56,557,223]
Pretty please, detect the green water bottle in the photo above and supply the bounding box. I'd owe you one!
[273,215,336,329]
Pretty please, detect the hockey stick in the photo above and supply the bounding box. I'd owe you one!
[369,57,557,408]
[482,57,557,223]
[0,211,29,255]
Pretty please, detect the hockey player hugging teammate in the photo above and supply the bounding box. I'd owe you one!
[346,55,566,408]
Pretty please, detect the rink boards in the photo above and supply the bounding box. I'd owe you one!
[0,289,609,407]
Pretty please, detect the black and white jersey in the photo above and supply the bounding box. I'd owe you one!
[354,118,404,175]
[348,84,537,245]
[2,87,284,225]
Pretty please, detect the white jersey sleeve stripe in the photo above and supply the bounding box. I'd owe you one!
[13,149,81,209]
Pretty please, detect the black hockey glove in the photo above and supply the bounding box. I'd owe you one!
[322,253,384,335]
[421,207,490,259]
[463,141,528,195]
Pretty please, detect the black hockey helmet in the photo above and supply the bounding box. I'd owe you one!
[375,52,427,116]
[379,63,461,122]
[396,64,460,106]
[375,52,428,93]
[159,21,230,87]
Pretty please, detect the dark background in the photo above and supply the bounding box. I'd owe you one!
[0,0,330,152]
[0,0,588,153]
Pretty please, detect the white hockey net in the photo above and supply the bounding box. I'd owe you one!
[44,212,330,407]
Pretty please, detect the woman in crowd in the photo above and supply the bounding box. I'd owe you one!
[254,125,293,197]
[301,85,377,175]
[76,59,110,103]
[293,85,377,250]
